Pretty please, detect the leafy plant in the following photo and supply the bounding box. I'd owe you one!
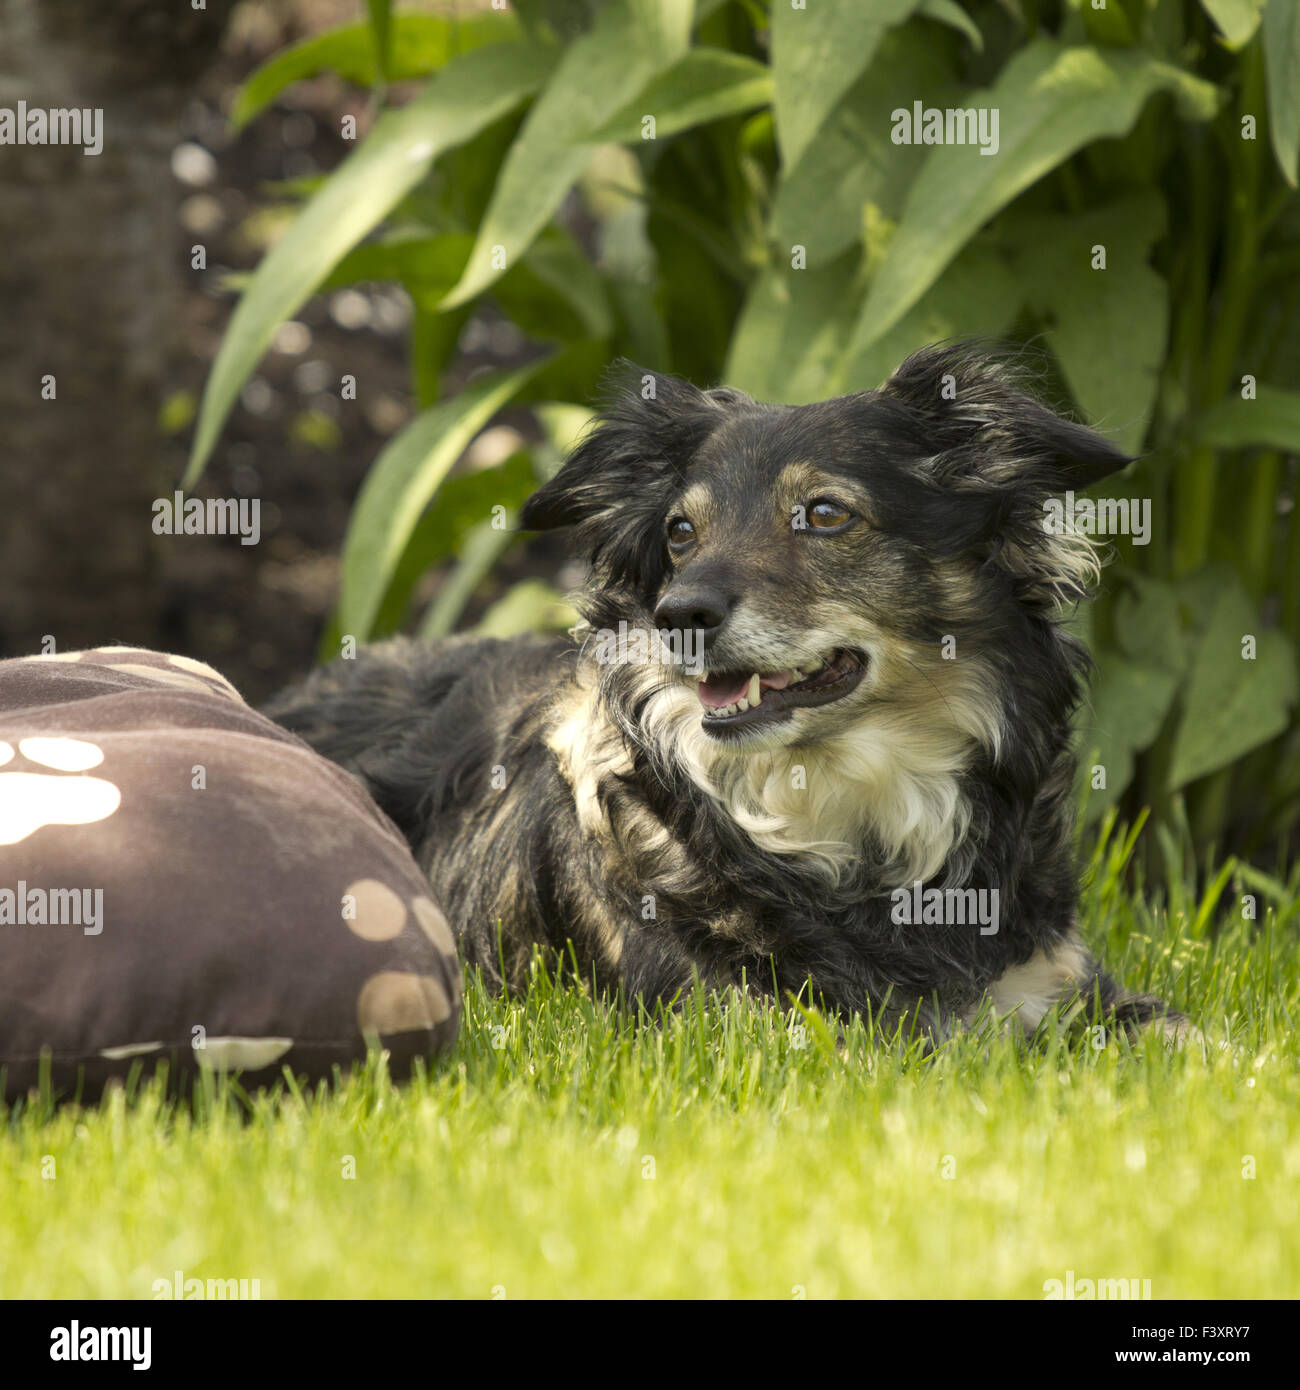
[190,0,1300,860]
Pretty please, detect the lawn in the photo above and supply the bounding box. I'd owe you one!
[2,815,1297,1301]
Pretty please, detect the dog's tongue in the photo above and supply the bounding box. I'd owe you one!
[698,673,748,709]
[698,669,793,709]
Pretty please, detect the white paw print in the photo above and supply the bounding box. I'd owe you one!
[0,737,121,845]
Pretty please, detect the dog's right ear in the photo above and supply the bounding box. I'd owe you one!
[520,363,741,589]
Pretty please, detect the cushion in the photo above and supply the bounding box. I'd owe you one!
[0,647,461,1102]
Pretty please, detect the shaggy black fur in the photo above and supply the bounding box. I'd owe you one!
[265,344,1180,1039]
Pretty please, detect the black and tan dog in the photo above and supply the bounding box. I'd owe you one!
[267,344,1182,1041]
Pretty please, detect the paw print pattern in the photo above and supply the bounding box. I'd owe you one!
[0,737,121,845]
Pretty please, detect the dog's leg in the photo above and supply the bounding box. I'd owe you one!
[981,931,1194,1044]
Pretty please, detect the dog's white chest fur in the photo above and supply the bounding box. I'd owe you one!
[548,664,995,888]
[644,682,974,883]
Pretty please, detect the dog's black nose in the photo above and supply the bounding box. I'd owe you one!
[653,585,729,637]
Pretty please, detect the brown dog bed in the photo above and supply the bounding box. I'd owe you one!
[0,647,460,1101]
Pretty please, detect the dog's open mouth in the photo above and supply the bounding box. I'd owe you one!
[694,648,866,731]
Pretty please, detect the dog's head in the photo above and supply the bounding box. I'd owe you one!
[522,343,1128,760]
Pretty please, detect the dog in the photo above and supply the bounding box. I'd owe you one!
[265,343,1182,1043]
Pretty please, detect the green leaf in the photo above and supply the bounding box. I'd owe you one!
[322,233,474,295]
[840,41,1220,367]
[187,42,553,486]
[1170,560,1242,632]
[1114,575,1188,676]
[1167,576,1298,790]
[919,0,983,50]
[440,0,693,310]
[1078,655,1181,818]
[335,232,607,349]
[366,0,393,83]
[371,449,538,636]
[769,26,959,268]
[474,579,578,638]
[494,227,614,341]
[511,340,610,407]
[338,361,548,642]
[533,401,597,462]
[231,12,521,129]
[397,403,588,639]
[595,195,668,365]
[410,305,471,409]
[770,0,924,171]
[694,0,732,22]
[412,451,538,566]
[836,236,1023,393]
[510,0,603,40]
[1199,0,1265,50]
[1265,0,1300,184]
[1077,0,1138,47]
[730,229,1022,406]
[1193,385,1300,451]
[322,233,475,409]
[588,48,772,143]
[725,249,864,403]
[1008,193,1168,454]
[419,521,516,639]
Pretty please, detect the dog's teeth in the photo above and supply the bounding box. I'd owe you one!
[736,698,750,712]
[747,673,761,706]
[790,668,805,683]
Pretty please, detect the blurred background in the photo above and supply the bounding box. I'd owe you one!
[2,0,1299,878]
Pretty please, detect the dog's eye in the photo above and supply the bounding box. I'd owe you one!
[806,499,854,532]
[667,517,696,549]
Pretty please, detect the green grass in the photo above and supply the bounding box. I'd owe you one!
[3,814,1298,1300]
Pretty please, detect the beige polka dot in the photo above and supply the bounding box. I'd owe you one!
[411,896,456,955]
[357,972,451,1036]
[99,1041,163,1060]
[91,645,148,654]
[196,1037,294,1070]
[108,663,221,692]
[343,878,408,941]
[167,655,243,700]
[167,653,225,681]
[19,736,103,771]
[36,650,84,661]
[0,742,12,766]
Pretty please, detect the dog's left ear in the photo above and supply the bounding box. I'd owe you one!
[878,343,1132,605]
[520,363,745,589]
[878,342,1130,494]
